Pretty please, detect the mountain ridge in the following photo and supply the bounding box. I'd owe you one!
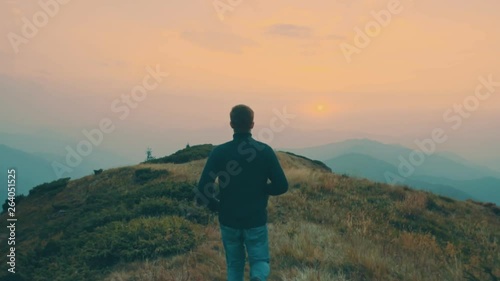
[1,144,499,280]
[285,138,500,205]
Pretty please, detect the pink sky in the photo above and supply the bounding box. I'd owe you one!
[0,0,499,163]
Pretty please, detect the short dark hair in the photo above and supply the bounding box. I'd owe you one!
[230,104,254,131]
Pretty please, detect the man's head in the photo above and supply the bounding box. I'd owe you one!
[230,104,254,133]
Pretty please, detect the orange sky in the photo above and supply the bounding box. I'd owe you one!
[0,0,499,159]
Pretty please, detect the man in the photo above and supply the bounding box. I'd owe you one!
[197,104,288,281]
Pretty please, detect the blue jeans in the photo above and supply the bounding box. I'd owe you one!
[220,224,270,281]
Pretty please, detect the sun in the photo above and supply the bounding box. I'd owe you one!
[316,104,325,112]
[307,101,335,117]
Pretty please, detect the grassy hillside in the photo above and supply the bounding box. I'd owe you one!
[1,145,499,281]
[145,144,214,164]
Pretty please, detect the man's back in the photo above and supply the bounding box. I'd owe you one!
[197,104,288,281]
[197,132,288,229]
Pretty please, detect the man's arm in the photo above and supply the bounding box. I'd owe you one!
[266,149,288,196]
[197,149,220,212]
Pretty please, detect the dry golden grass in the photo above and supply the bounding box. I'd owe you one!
[102,157,499,281]
[18,151,497,281]
[395,192,428,216]
[138,160,206,184]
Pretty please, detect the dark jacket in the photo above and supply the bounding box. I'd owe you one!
[197,132,288,229]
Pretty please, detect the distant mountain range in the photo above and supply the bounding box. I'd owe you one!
[0,131,135,201]
[0,144,57,202]
[284,139,500,205]
[485,158,500,173]
[2,133,499,205]
[2,145,498,280]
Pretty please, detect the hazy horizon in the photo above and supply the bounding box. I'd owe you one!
[1,0,499,168]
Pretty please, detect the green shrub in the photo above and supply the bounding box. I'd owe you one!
[134,182,195,202]
[133,168,168,184]
[81,216,198,267]
[29,178,71,196]
[42,240,61,256]
[137,197,178,216]
[1,194,25,213]
[78,207,134,233]
[145,144,213,164]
